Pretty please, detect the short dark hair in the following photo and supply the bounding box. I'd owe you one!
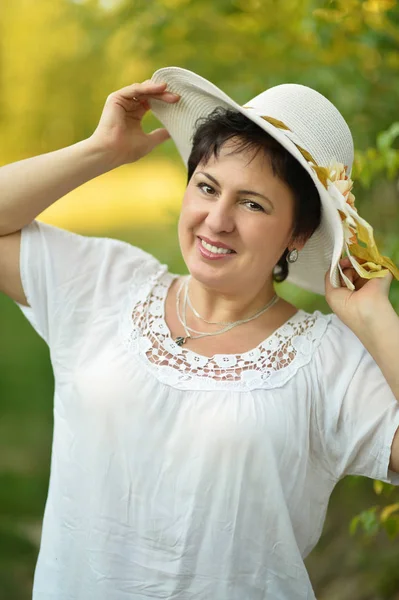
[187,108,321,283]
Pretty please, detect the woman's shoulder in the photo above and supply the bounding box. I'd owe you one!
[294,305,359,338]
[21,219,169,309]
[305,309,361,345]
[281,306,365,366]
[268,308,366,397]
[24,219,161,269]
[302,308,366,368]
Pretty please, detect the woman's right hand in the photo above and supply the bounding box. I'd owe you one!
[90,80,180,167]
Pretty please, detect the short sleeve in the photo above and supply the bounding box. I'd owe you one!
[311,314,399,485]
[16,220,159,348]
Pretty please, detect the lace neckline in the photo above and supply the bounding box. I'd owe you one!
[160,273,306,360]
[120,264,331,391]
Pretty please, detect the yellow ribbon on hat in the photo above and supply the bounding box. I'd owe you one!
[255,113,399,289]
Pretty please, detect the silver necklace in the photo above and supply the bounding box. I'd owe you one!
[176,280,243,338]
[174,277,279,347]
[186,277,231,326]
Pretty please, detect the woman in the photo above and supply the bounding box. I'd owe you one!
[0,67,399,599]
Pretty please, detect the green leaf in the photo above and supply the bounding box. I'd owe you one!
[349,514,360,536]
[382,516,399,540]
[377,122,399,151]
[380,502,399,523]
[350,507,380,537]
[386,150,399,179]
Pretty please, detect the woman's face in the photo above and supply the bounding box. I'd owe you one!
[178,141,299,293]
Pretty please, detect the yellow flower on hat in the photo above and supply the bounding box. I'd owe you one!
[320,158,399,290]
[327,159,355,207]
[324,160,358,247]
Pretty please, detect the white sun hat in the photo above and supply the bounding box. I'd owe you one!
[149,66,399,295]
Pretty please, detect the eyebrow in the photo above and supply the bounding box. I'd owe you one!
[197,171,274,209]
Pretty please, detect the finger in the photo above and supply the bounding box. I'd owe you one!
[342,268,354,285]
[118,82,180,102]
[140,98,151,111]
[380,270,394,296]
[146,128,171,151]
[325,268,345,297]
[106,82,171,105]
[117,81,168,98]
[146,91,180,102]
[338,270,347,288]
[339,256,352,270]
[121,90,180,107]
[128,93,180,115]
[336,265,354,290]
[325,268,343,293]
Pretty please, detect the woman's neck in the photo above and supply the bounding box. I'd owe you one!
[185,275,277,325]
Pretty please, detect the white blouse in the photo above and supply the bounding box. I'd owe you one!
[16,220,399,600]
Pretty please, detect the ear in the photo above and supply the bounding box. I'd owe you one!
[288,235,307,253]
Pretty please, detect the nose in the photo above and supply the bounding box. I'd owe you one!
[204,196,235,234]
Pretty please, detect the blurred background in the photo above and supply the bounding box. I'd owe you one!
[1,0,399,598]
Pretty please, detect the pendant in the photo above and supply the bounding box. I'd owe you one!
[175,336,187,347]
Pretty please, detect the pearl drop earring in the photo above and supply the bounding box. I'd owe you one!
[286,248,299,263]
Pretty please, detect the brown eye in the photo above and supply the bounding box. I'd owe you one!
[197,183,215,195]
[243,201,265,212]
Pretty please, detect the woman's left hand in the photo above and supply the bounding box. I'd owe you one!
[325,257,394,330]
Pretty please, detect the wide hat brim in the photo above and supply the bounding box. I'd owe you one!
[149,67,345,295]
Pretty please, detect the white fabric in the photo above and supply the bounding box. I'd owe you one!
[16,220,399,600]
[149,67,354,294]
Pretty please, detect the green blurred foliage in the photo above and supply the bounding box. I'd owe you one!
[1,0,399,598]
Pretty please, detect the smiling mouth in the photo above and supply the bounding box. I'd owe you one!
[198,237,235,255]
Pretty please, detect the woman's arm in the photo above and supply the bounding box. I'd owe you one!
[355,302,399,402]
[325,257,399,473]
[0,80,179,236]
[354,302,399,473]
[0,139,115,235]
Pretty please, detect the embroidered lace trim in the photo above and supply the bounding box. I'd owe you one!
[119,261,331,391]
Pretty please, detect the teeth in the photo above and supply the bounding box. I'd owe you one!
[201,239,233,254]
